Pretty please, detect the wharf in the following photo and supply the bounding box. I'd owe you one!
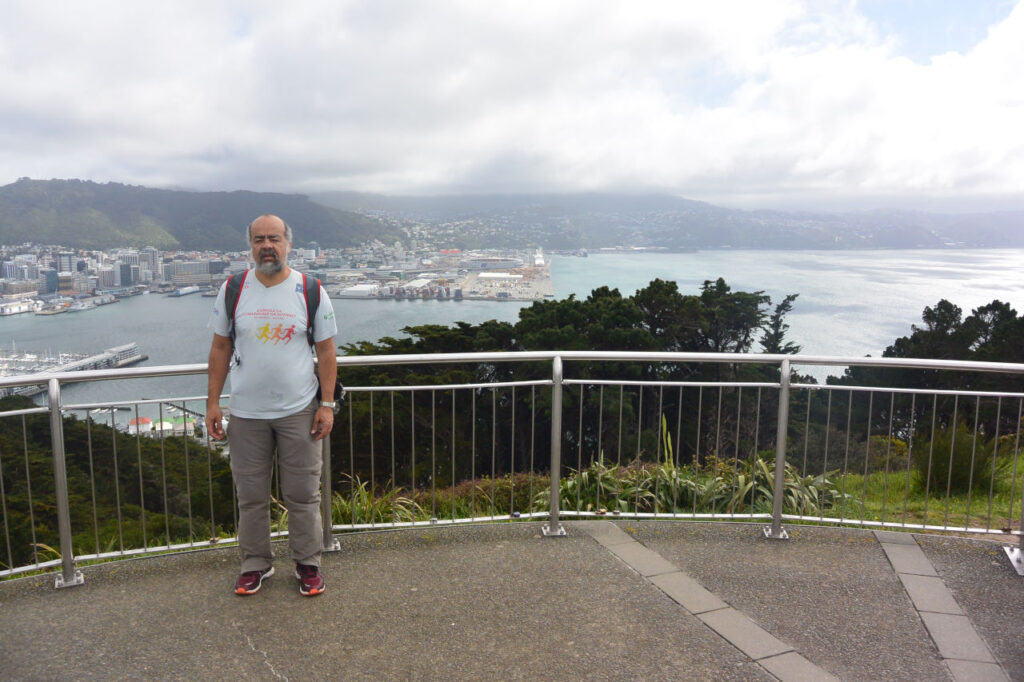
[458,264,554,301]
[335,264,555,302]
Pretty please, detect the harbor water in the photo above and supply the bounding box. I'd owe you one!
[2,249,1024,412]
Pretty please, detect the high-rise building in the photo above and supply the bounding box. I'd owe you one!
[115,249,140,266]
[57,252,75,273]
[140,247,161,274]
[97,266,117,289]
[117,262,133,286]
[39,268,58,294]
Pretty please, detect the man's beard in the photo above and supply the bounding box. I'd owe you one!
[256,252,284,275]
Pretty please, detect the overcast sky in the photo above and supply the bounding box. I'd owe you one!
[1,0,1022,211]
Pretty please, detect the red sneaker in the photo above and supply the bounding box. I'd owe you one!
[235,566,274,595]
[295,563,325,596]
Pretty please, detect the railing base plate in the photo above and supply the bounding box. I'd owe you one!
[541,524,566,537]
[55,570,84,589]
[762,525,789,540]
[323,537,342,553]
[1003,546,1024,576]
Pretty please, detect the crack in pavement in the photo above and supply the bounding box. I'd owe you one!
[232,620,290,681]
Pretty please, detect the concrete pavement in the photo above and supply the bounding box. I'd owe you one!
[0,521,1019,681]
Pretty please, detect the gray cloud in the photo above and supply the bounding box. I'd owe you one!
[1,0,1022,210]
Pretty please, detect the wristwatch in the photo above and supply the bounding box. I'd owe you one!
[320,401,337,408]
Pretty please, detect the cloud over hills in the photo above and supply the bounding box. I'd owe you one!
[1,1,1022,211]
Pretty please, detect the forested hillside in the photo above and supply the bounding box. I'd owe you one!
[317,190,1024,250]
[0,178,392,250]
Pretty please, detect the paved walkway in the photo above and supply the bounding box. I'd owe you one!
[0,521,1019,681]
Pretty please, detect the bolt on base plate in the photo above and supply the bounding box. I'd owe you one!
[762,525,789,540]
[55,570,84,589]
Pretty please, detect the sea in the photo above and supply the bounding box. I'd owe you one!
[3,249,1024,409]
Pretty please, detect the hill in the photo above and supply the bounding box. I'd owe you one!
[0,178,392,250]
[315,190,1024,250]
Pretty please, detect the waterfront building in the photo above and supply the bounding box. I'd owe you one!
[2,280,40,296]
[116,262,133,286]
[97,266,116,289]
[169,260,212,286]
[39,269,58,294]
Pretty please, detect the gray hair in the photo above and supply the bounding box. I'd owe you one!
[246,215,293,246]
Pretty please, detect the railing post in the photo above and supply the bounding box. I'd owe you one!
[543,356,566,536]
[48,378,84,588]
[764,359,790,540]
[321,433,340,552]
[1004,461,1024,575]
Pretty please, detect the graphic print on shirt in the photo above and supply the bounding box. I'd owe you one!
[240,306,304,347]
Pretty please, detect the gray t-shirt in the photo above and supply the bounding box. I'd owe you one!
[208,269,338,419]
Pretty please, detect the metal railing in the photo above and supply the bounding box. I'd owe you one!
[2,351,1023,587]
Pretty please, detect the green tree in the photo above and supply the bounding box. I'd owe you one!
[761,293,801,354]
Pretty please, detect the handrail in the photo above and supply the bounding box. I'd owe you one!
[4,350,1024,391]
[2,350,1023,587]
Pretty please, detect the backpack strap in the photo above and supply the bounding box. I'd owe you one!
[225,269,249,348]
[302,272,321,347]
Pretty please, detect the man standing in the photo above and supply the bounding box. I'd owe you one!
[205,214,338,596]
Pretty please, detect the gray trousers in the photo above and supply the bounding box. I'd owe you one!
[228,399,323,572]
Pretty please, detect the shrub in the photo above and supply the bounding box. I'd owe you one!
[913,421,993,494]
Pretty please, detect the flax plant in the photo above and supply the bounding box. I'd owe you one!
[331,476,423,525]
[533,413,848,518]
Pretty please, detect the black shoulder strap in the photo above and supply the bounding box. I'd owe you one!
[225,270,248,347]
[303,273,321,347]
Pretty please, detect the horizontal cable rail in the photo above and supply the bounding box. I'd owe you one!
[1,351,1022,588]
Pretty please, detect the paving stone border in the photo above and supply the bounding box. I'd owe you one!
[581,522,1011,682]
[874,530,1009,682]
[581,521,838,682]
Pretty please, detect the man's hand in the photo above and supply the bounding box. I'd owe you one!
[206,333,232,442]
[205,403,226,440]
[311,406,334,441]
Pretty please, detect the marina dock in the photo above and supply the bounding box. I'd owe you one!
[0,342,148,398]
